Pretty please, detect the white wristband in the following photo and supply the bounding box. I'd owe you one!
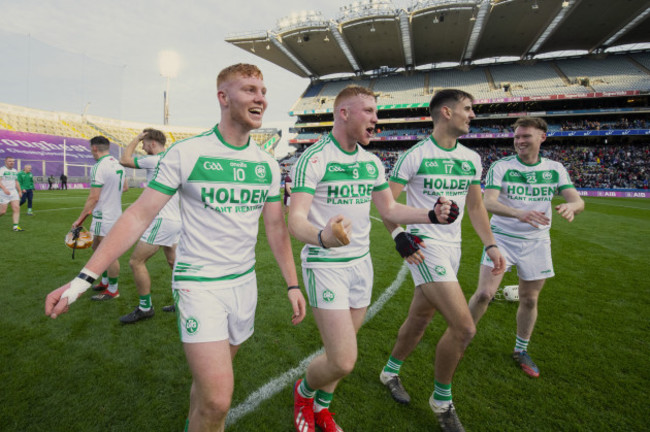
[391,227,405,240]
[80,267,99,281]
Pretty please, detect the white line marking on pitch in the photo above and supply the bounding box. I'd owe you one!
[225,262,409,427]
[30,202,136,212]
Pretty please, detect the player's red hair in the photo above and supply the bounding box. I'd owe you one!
[217,64,263,89]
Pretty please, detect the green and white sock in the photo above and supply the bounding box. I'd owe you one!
[514,335,529,353]
[298,377,316,399]
[383,355,404,376]
[139,294,152,311]
[314,390,333,413]
[108,277,118,294]
[101,271,109,286]
[432,380,452,406]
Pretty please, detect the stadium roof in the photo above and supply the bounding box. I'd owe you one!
[226,0,650,79]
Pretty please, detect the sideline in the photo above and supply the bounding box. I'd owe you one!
[28,202,137,212]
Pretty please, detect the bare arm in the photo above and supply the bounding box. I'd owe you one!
[556,188,585,222]
[381,182,406,234]
[46,188,171,318]
[73,187,101,228]
[373,187,452,226]
[467,184,505,274]
[120,131,147,168]
[263,200,306,325]
[483,188,550,228]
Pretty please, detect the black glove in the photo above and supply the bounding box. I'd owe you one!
[447,200,460,224]
[394,232,424,258]
[428,198,460,224]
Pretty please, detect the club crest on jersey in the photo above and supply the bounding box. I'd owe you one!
[322,289,335,303]
[543,171,553,180]
[366,163,376,175]
[462,162,471,172]
[255,165,267,178]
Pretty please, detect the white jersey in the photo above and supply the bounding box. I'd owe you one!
[90,155,124,223]
[134,154,180,221]
[148,125,281,287]
[291,132,389,268]
[484,155,575,240]
[0,166,19,192]
[390,136,482,245]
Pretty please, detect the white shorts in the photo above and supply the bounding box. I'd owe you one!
[0,191,19,205]
[481,235,554,281]
[90,218,116,237]
[302,254,373,310]
[140,217,181,247]
[172,274,257,345]
[407,241,461,285]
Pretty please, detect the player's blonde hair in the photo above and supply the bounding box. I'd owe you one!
[333,85,377,110]
[217,63,264,89]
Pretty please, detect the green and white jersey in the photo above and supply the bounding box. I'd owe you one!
[90,155,124,223]
[292,132,389,268]
[18,171,34,190]
[390,136,481,245]
[485,155,575,240]
[148,125,281,286]
[134,154,180,221]
[0,166,19,192]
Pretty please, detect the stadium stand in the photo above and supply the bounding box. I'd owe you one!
[0,102,280,150]
[489,61,578,97]
[374,73,429,105]
[0,102,283,182]
[429,67,495,100]
[556,55,650,93]
[284,51,650,194]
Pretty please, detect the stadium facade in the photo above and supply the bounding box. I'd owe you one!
[227,0,650,195]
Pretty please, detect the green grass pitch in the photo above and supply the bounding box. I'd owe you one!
[0,189,648,431]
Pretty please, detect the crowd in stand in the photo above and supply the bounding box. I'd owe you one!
[283,143,650,190]
[296,116,650,140]
[473,144,649,189]
[560,118,647,131]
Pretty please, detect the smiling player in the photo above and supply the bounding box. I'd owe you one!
[45,63,306,432]
[468,117,584,378]
[379,89,505,432]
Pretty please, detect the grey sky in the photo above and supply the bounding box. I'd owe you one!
[0,0,359,134]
